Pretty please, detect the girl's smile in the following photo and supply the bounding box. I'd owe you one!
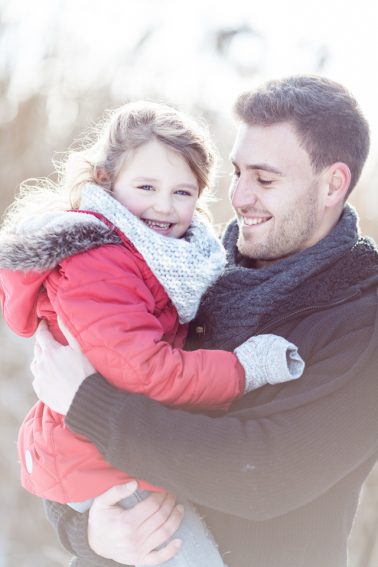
[113,139,199,238]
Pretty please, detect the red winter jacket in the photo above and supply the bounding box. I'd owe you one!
[0,218,244,503]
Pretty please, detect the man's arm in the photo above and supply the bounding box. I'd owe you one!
[45,484,184,566]
[44,500,115,566]
[66,323,378,521]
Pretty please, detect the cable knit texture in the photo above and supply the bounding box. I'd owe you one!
[194,204,378,350]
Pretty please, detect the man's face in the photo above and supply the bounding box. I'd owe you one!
[229,122,330,266]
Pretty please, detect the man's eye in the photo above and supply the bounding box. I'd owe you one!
[258,178,273,186]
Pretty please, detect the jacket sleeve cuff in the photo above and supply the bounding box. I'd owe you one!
[44,500,118,566]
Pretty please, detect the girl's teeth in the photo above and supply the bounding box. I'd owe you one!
[144,219,171,229]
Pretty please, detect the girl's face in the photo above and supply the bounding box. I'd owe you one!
[113,139,200,238]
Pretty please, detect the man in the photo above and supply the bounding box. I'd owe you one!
[35,75,378,566]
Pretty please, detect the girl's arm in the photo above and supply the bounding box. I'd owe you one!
[46,244,302,409]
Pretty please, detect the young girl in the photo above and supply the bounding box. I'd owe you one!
[0,101,304,567]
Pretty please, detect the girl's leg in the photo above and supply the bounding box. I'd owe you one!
[121,490,227,567]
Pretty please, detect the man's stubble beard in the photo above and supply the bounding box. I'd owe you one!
[237,183,321,262]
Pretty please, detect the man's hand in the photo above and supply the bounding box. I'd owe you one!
[31,319,95,415]
[88,482,184,565]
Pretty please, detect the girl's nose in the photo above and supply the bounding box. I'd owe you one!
[153,194,174,214]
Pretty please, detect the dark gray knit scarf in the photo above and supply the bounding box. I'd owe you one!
[195,204,378,351]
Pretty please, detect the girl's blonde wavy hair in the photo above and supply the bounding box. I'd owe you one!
[2,101,217,231]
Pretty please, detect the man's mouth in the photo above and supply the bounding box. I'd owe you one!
[241,216,271,227]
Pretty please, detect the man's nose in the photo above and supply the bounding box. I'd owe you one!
[230,178,258,210]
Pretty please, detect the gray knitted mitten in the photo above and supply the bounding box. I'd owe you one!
[234,334,305,393]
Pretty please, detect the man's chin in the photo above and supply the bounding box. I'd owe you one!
[236,238,286,267]
[236,237,262,259]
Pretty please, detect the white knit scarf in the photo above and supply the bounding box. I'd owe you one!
[80,184,226,323]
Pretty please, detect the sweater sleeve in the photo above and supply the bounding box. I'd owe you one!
[65,317,378,521]
[46,244,244,409]
[44,500,123,566]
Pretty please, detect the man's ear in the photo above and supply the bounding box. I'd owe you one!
[325,162,351,206]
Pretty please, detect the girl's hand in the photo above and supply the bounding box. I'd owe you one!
[31,319,95,415]
[88,482,184,565]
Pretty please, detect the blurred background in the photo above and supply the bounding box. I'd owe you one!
[1,0,378,565]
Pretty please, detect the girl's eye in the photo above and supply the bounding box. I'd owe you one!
[138,185,154,191]
[175,190,192,197]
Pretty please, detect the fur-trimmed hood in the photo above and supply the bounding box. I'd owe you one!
[0,210,121,337]
[0,211,121,272]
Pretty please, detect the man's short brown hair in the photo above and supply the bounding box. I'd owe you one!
[234,75,370,194]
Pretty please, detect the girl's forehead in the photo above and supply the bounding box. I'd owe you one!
[116,140,198,185]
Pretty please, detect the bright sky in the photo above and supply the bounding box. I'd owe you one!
[1,0,378,186]
[2,0,378,118]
